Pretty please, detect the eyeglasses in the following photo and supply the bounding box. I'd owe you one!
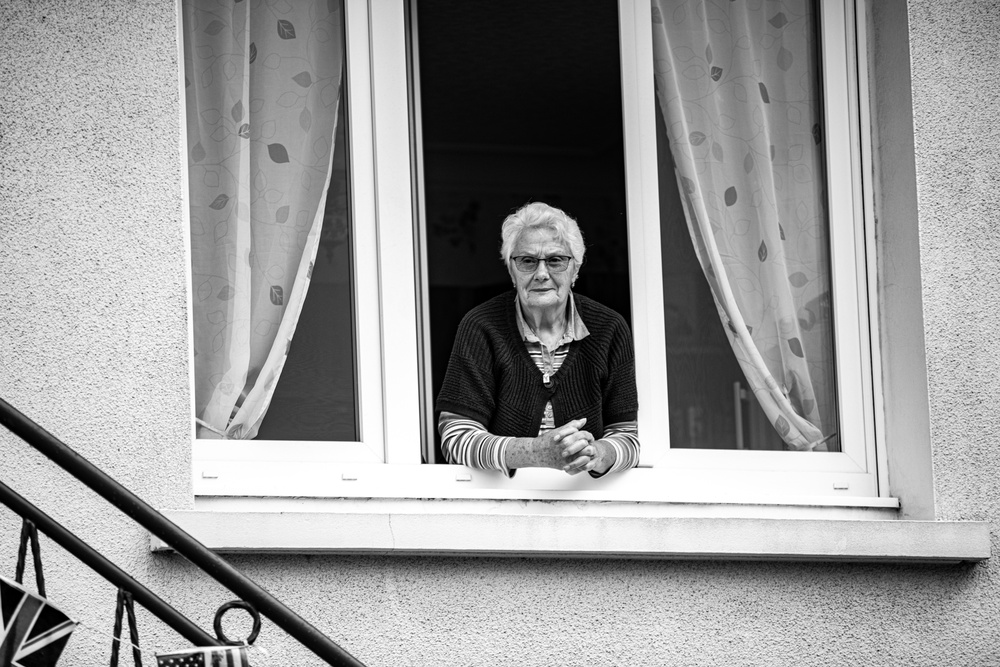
[510,255,572,273]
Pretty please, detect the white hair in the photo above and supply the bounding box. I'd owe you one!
[499,202,586,266]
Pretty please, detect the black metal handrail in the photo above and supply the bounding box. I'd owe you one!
[0,482,219,646]
[0,397,366,667]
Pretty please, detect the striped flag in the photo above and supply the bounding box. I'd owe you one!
[0,575,77,667]
[155,645,250,667]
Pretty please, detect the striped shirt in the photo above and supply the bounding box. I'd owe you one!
[439,294,640,477]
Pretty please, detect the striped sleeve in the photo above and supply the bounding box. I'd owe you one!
[438,412,515,477]
[589,419,640,478]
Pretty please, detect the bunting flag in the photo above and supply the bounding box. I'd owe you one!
[0,575,77,667]
[155,646,249,667]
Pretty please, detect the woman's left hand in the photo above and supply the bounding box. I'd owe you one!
[561,432,604,475]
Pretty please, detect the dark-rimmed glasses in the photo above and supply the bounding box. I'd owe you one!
[510,255,572,273]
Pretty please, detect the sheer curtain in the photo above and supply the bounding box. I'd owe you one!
[651,0,837,450]
[183,0,344,439]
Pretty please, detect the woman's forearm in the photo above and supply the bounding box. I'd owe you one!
[439,412,514,473]
[503,436,563,470]
[591,420,639,476]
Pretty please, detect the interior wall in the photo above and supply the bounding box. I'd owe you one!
[0,1,999,666]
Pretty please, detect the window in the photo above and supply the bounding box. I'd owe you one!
[183,0,407,469]
[411,0,631,464]
[622,0,881,499]
[184,0,888,506]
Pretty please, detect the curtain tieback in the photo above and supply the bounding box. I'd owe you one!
[195,418,231,439]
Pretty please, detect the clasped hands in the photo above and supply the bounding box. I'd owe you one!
[539,417,609,475]
[503,417,612,474]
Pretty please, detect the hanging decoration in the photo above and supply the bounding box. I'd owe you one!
[155,600,259,667]
[0,576,78,667]
[110,588,142,667]
[153,645,249,667]
[1,519,77,667]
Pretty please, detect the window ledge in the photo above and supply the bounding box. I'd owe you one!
[156,500,990,563]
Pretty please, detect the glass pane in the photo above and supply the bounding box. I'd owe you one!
[185,0,357,441]
[650,0,840,451]
[415,0,630,461]
[255,95,358,441]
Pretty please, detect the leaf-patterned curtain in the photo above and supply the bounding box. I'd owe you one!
[651,0,838,450]
[183,0,344,439]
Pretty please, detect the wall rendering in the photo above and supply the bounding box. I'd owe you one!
[1,1,998,666]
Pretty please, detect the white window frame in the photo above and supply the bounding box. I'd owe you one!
[188,0,893,508]
[191,0,420,474]
[622,0,881,499]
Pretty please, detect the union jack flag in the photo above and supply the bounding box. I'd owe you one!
[0,575,77,667]
[156,646,249,667]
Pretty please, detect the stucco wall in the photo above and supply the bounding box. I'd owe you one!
[907,0,1000,526]
[1,1,999,666]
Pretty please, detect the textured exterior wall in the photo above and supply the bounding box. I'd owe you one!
[908,0,1000,526]
[1,1,999,666]
[0,0,198,660]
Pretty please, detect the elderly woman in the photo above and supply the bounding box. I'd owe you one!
[436,202,639,477]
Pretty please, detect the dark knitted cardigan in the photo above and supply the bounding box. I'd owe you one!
[435,291,638,438]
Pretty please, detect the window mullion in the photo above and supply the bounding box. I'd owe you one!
[820,0,874,473]
[619,0,671,465]
[853,0,890,495]
[368,0,422,464]
[344,0,387,460]
[406,0,437,463]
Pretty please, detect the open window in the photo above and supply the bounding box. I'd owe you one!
[619,0,881,499]
[185,0,887,506]
[410,0,632,464]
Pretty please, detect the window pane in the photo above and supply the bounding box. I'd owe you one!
[650,0,840,452]
[255,98,358,442]
[184,0,356,441]
[415,0,630,460]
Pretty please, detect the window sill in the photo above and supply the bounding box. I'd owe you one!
[156,499,990,563]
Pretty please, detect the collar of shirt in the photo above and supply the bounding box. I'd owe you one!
[514,292,590,346]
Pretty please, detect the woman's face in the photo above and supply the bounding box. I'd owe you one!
[509,227,578,314]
